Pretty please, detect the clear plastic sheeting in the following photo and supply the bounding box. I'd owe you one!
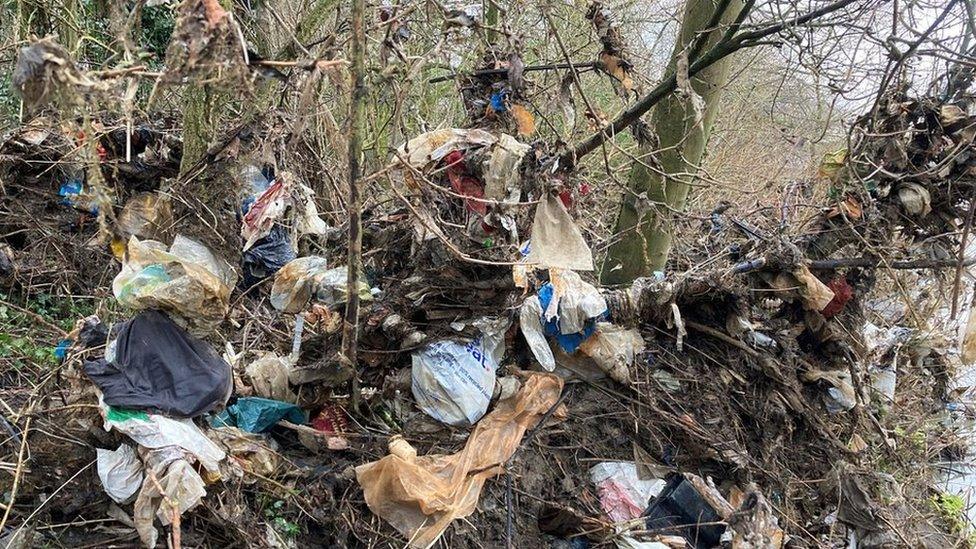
[270,256,373,313]
[357,372,564,548]
[112,235,235,329]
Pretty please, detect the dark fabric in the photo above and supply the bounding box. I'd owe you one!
[84,310,231,418]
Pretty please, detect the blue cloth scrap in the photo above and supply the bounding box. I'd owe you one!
[211,397,306,433]
[537,283,605,354]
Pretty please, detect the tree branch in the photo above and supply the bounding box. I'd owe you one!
[568,0,862,165]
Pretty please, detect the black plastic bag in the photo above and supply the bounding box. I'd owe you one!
[241,224,295,288]
[84,310,232,417]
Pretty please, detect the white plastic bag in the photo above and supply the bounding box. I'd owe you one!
[411,339,498,426]
[104,408,225,473]
[590,461,665,522]
[96,444,144,504]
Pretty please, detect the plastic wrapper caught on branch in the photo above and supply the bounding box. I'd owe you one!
[356,372,564,548]
[13,38,104,107]
[527,194,595,271]
[241,171,328,251]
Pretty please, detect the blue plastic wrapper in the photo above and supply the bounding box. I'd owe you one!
[537,283,605,353]
[53,339,71,362]
[490,91,508,112]
[59,179,98,214]
[211,397,306,433]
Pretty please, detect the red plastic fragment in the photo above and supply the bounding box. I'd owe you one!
[443,150,487,215]
[312,403,349,435]
[821,276,853,318]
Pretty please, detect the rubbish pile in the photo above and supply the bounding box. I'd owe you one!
[2,33,975,549]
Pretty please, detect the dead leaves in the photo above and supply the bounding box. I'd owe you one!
[598,52,633,98]
[510,104,536,136]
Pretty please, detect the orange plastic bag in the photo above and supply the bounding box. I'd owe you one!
[356,372,564,548]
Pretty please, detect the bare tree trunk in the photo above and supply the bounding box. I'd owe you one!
[179,0,233,177]
[341,0,366,409]
[601,0,744,285]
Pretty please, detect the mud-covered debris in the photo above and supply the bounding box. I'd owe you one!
[13,38,103,106]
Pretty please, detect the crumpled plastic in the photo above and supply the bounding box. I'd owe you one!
[245,352,296,403]
[104,406,226,473]
[211,397,306,433]
[520,295,555,370]
[96,444,144,504]
[527,194,594,271]
[270,256,372,313]
[483,134,530,202]
[590,461,665,522]
[396,128,498,170]
[242,171,327,251]
[522,271,608,370]
[356,372,564,548]
[133,447,208,548]
[241,225,295,288]
[101,405,225,547]
[209,426,280,479]
[112,235,235,330]
[117,192,173,241]
[411,338,499,426]
[802,369,856,413]
[769,266,834,312]
[578,323,645,384]
[543,270,608,338]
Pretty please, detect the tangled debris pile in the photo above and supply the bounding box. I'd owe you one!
[1,32,975,549]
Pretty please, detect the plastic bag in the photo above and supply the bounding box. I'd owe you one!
[242,171,327,251]
[527,194,594,271]
[117,192,173,241]
[84,310,233,417]
[133,448,207,548]
[519,295,555,370]
[245,352,296,403]
[578,323,645,384]
[357,372,564,548]
[590,462,665,522]
[96,444,144,504]
[209,426,280,478]
[270,256,372,313]
[396,128,497,169]
[104,406,226,473]
[211,397,306,433]
[411,339,498,426]
[521,271,607,366]
[112,235,235,329]
[241,225,296,287]
[543,270,608,336]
